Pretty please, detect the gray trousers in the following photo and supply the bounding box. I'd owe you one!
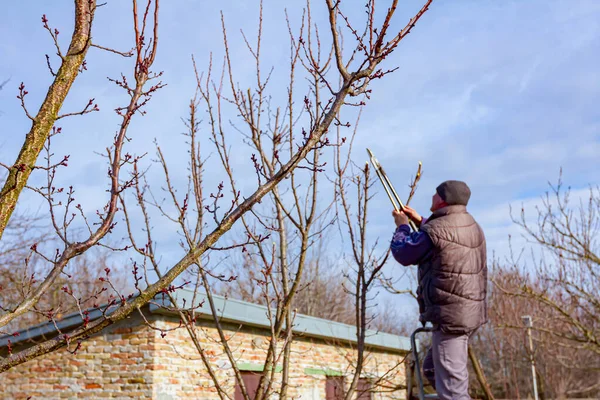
[423,329,471,400]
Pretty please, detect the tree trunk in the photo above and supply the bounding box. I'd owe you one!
[0,0,94,239]
[468,345,495,400]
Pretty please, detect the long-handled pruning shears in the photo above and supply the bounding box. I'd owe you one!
[367,148,419,232]
[368,149,436,399]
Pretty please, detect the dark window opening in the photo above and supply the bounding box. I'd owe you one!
[326,376,345,400]
[356,377,372,400]
[234,371,262,400]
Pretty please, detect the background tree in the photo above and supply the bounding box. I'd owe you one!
[0,218,126,334]
[469,176,600,398]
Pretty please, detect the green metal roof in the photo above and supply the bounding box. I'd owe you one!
[150,289,411,352]
[1,289,411,353]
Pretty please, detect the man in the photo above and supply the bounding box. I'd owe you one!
[390,180,487,400]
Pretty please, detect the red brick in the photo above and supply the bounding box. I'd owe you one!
[85,383,102,389]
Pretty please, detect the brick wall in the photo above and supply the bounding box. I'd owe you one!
[0,317,157,399]
[0,310,407,399]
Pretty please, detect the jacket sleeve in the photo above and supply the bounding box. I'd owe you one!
[390,225,433,266]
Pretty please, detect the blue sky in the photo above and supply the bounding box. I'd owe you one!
[1,1,599,314]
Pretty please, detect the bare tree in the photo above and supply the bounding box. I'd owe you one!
[0,0,160,333]
[126,0,433,398]
[471,265,600,398]
[498,176,600,354]
[467,174,600,398]
[0,0,433,382]
[0,0,164,369]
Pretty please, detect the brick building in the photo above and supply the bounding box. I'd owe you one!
[0,290,410,399]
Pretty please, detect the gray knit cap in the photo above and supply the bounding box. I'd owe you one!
[436,180,471,206]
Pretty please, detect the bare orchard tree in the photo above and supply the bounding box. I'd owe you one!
[0,0,434,378]
[485,176,600,398]
[0,0,159,335]
[125,0,433,398]
[0,0,165,370]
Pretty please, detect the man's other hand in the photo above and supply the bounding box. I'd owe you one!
[392,210,409,227]
[403,206,423,226]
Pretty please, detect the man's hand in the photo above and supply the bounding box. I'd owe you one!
[392,210,409,227]
[403,206,423,227]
